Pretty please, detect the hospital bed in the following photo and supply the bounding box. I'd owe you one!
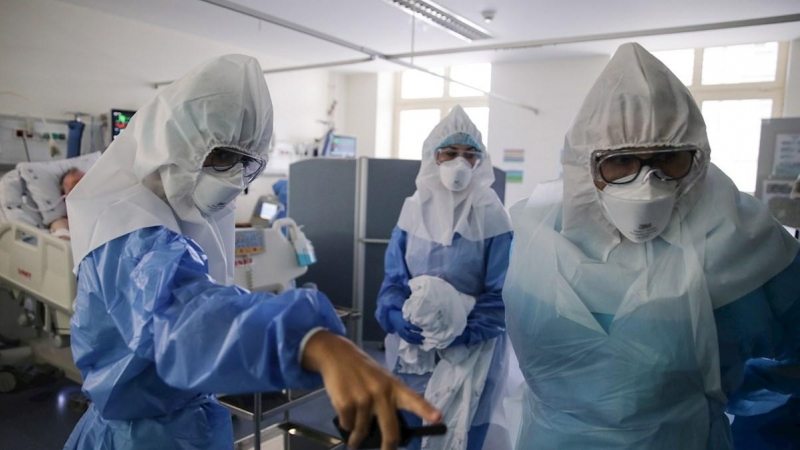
[0,154,327,386]
[0,157,350,447]
[0,153,100,383]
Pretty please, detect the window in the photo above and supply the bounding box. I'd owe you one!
[701,42,780,85]
[398,109,441,160]
[702,99,773,192]
[651,49,694,86]
[394,64,491,160]
[449,64,492,97]
[401,68,445,99]
[652,42,789,193]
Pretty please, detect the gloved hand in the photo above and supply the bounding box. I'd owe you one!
[447,332,469,348]
[389,309,424,345]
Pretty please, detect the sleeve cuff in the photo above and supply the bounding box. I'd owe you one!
[52,227,70,238]
[298,326,327,364]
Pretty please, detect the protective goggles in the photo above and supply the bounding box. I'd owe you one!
[591,147,698,185]
[435,147,483,168]
[205,147,266,184]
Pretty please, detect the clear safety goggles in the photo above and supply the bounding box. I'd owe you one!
[435,146,483,168]
[205,147,266,184]
[591,147,698,185]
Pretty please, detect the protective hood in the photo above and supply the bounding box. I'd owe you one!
[503,44,799,445]
[67,54,273,285]
[558,41,798,307]
[397,106,511,245]
[562,42,712,258]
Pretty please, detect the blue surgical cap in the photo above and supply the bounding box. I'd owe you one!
[437,132,485,153]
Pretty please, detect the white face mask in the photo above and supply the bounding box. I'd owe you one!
[192,165,245,215]
[597,168,677,243]
[439,157,473,192]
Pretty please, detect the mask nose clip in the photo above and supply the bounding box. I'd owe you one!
[641,166,669,182]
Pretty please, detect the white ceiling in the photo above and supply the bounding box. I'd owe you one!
[59,0,800,71]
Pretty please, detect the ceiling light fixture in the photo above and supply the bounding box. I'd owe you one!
[383,0,492,42]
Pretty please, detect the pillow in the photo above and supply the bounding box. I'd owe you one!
[0,170,41,227]
[17,152,101,226]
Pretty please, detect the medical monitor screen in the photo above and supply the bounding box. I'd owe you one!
[329,135,356,158]
[259,202,279,221]
[111,109,136,140]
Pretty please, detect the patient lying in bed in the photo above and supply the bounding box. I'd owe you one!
[49,168,84,240]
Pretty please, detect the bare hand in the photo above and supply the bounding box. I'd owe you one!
[302,331,441,450]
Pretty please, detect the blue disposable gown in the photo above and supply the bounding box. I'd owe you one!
[63,226,345,450]
[510,251,800,450]
[583,252,800,448]
[718,252,800,449]
[375,227,513,450]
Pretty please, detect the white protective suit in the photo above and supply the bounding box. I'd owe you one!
[503,43,799,449]
[67,54,273,285]
[398,276,497,450]
[378,106,514,450]
[398,276,474,375]
[62,55,352,450]
[396,106,511,246]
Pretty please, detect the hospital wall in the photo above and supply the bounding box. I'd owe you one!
[0,0,346,152]
[265,70,348,145]
[488,56,611,205]
[341,72,395,159]
[489,38,800,206]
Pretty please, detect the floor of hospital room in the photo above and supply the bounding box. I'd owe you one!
[0,342,385,450]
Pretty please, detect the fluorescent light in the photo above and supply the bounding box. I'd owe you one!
[383,0,492,42]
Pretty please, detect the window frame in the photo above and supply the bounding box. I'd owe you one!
[686,42,789,118]
[655,41,790,193]
[392,66,490,158]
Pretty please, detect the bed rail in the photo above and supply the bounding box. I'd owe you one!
[0,221,76,315]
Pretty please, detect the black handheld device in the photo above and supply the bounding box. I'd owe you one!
[332,411,447,448]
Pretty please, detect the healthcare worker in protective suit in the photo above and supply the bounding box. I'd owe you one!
[376,106,514,450]
[62,55,439,450]
[503,42,800,450]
